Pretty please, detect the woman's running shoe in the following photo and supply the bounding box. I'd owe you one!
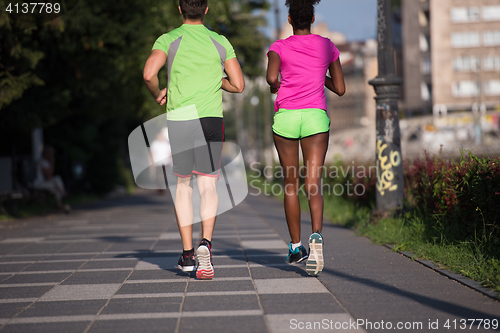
[306,231,324,276]
[287,242,308,264]
[196,239,214,279]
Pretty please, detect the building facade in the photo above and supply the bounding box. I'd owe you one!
[402,0,500,115]
[431,0,500,113]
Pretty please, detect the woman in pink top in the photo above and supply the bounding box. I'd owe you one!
[266,0,345,276]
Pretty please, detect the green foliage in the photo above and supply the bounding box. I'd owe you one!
[404,151,500,243]
[0,2,48,110]
[1,0,270,194]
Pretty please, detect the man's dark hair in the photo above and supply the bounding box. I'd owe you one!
[285,0,321,30]
[179,0,208,20]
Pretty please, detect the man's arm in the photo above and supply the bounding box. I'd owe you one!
[143,49,168,105]
[266,51,281,94]
[325,59,346,96]
[221,58,245,93]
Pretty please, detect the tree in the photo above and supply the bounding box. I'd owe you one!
[0,0,270,193]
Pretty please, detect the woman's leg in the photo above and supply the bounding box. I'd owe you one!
[273,134,301,243]
[300,132,329,234]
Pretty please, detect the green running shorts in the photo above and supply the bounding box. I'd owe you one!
[272,108,330,139]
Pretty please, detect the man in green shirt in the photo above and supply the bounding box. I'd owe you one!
[143,0,244,280]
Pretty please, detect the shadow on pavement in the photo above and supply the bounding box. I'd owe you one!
[320,267,499,320]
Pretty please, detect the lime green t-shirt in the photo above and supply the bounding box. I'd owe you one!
[152,24,236,120]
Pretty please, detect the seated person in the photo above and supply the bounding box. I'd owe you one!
[33,146,70,213]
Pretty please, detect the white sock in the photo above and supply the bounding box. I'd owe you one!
[291,241,302,251]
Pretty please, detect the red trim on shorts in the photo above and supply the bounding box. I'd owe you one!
[174,172,192,178]
[193,170,219,178]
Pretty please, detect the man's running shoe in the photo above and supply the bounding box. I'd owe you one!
[177,251,195,272]
[196,239,214,279]
[286,242,308,264]
[306,231,324,276]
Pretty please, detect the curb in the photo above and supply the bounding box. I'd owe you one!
[384,244,499,302]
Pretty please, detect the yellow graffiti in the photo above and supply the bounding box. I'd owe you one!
[376,140,401,196]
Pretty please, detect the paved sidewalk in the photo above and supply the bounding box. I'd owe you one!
[0,191,498,333]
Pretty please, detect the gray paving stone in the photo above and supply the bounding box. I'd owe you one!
[178,315,267,333]
[266,313,366,333]
[0,272,72,285]
[22,261,84,272]
[61,271,131,285]
[0,244,29,255]
[244,248,283,256]
[87,318,178,333]
[127,270,192,281]
[211,267,250,278]
[211,249,245,256]
[245,255,287,266]
[186,280,255,293]
[80,259,139,270]
[211,256,247,266]
[0,302,32,318]
[0,263,32,273]
[241,240,287,250]
[39,284,121,301]
[259,293,345,314]
[0,286,54,299]
[1,321,90,333]
[254,278,329,294]
[135,257,178,271]
[250,265,309,279]
[17,300,107,317]
[182,294,260,312]
[40,254,97,261]
[11,244,72,255]
[151,240,182,250]
[101,297,182,314]
[57,242,112,253]
[106,241,156,252]
[116,282,187,295]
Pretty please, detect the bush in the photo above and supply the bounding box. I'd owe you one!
[404,150,500,247]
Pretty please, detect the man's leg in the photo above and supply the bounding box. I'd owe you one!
[174,176,194,251]
[197,175,218,241]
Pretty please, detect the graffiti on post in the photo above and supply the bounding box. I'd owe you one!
[376,139,401,196]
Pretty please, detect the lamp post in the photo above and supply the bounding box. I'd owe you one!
[368,0,405,217]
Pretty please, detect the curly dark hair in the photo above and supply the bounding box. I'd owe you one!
[285,0,321,30]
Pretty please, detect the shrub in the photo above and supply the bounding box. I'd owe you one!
[404,150,500,244]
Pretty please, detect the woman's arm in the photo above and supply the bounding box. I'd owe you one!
[266,51,281,94]
[325,59,346,96]
[222,58,245,93]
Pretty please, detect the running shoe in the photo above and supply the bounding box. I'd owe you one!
[286,242,308,264]
[306,231,324,276]
[177,251,195,272]
[196,239,214,279]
